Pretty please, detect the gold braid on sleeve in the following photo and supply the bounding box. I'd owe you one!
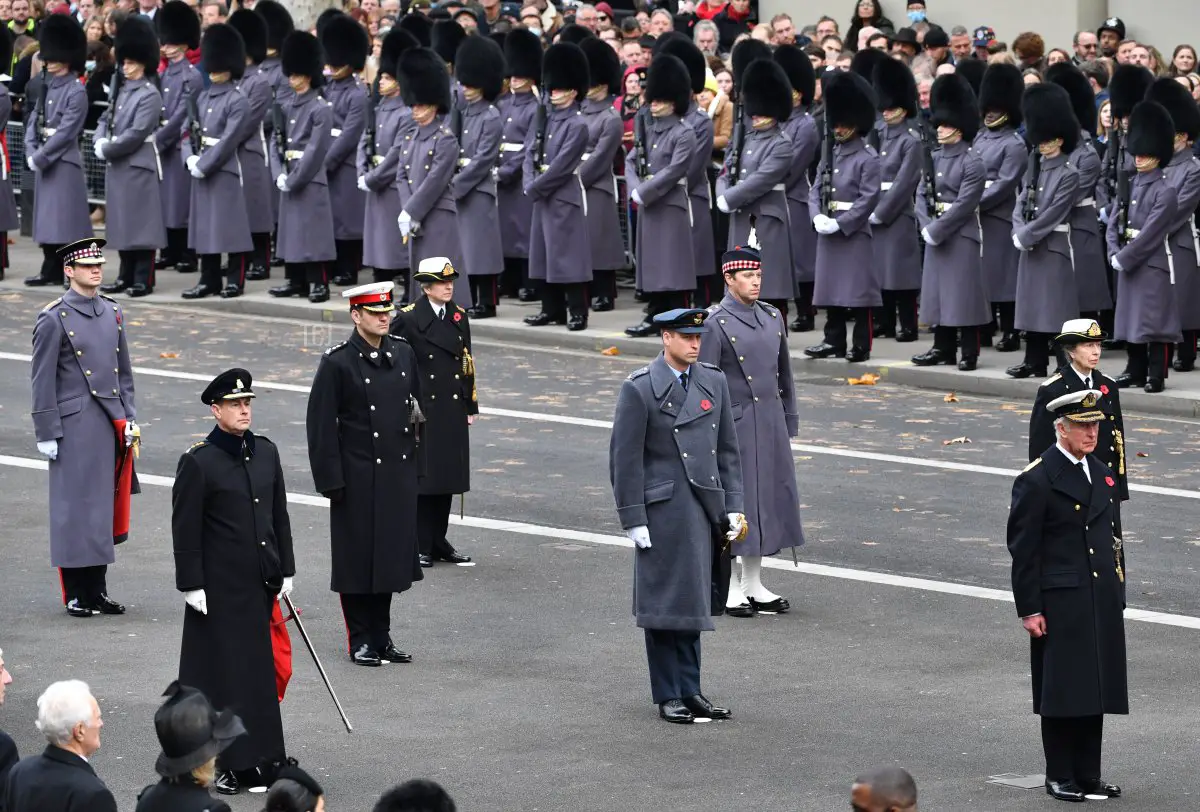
[463,349,477,402]
[1114,428,1125,475]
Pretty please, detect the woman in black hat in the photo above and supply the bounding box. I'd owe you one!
[134,682,245,810]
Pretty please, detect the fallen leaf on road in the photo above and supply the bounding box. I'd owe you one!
[862,541,878,546]
[1137,451,1150,457]
[905,419,933,423]
[942,436,972,446]
[848,372,880,385]
[159,352,179,359]
[600,346,620,356]
[944,392,959,403]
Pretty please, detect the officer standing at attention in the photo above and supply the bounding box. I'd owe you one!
[391,258,477,568]
[698,245,802,617]
[31,239,139,618]
[773,45,819,332]
[94,17,165,299]
[610,308,746,724]
[306,282,424,667]
[23,15,91,289]
[577,38,625,314]
[253,0,296,277]
[497,29,542,302]
[1007,389,1127,803]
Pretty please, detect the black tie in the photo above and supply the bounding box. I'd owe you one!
[679,371,689,392]
[1078,460,1088,483]
[1084,376,1092,390]
[438,307,445,321]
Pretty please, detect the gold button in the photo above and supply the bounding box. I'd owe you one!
[747,375,753,381]
[365,378,371,384]
[91,390,97,395]
[1089,548,1094,554]
[1093,572,1098,578]
[455,374,460,379]
[112,389,117,395]
[261,542,266,547]
[453,394,458,399]
[85,370,91,376]
[370,405,376,411]
[682,452,688,458]
[1075,505,1080,511]
[754,396,759,402]
[254,498,260,503]
[373,432,379,438]
[75,350,82,356]
[69,331,75,336]
[376,458,382,464]
[738,356,744,362]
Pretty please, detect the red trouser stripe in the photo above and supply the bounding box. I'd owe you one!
[112,419,133,543]
[58,569,67,605]
[271,600,293,702]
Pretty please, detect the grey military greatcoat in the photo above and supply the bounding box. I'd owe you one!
[260,55,288,224]
[626,113,696,293]
[872,119,922,291]
[26,73,92,245]
[31,290,136,568]
[452,98,505,278]
[1068,135,1114,312]
[682,102,717,280]
[523,104,592,285]
[717,124,795,301]
[1162,149,1200,330]
[156,58,203,231]
[270,89,337,263]
[1012,153,1081,334]
[496,91,538,259]
[1106,168,1182,344]
[324,75,368,241]
[698,295,803,557]
[579,97,626,271]
[181,82,254,256]
[0,85,21,232]
[358,95,412,272]
[915,140,990,326]
[235,66,276,236]
[609,355,744,631]
[95,78,166,252]
[780,111,820,288]
[808,136,882,308]
[974,125,1026,302]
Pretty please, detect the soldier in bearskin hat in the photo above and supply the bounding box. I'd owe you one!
[0,27,16,280]
[869,56,922,343]
[911,74,989,371]
[94,16,165,298]
[1098,65,1154,221]
[22,15,92,288]
[432,19,467,72]
[398,12,434,48]
[498,29,542,301]
[454,35,506,318]
[522,42,593,331]
[228,8,276,283]
[803,71,881,362]
[254,0,294,101]
[154,1,203,275]
[268,32,338,303]
[976,63,1027,352]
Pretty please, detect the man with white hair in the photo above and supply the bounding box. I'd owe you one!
[693,19,719,56]
[2,681,117,812]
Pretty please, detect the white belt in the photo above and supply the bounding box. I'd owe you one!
[500,142,524,152]
[1167,239,1176,285]
[330,128,343,137]
[147,135,162,181]
[831,201,853,211]
[285,150,304,160]
[201,136,221,146]
[880,181,893,191]
[0,140,5,181]
[772,184,786,192]
[1076,197,1096,208]
[1052,224,1070,233]
[580,151,592,161]
[985,180,994,188]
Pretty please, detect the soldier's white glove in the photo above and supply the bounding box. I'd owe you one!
[868,212,882,225]
[627,526,651,549]
[725,513,747,542]
[93,138,109,160]
[278,576,294,600]
[398,210,412,237]
[1012,233,1027,251]
[186,155,205,179]
[184,589,207,615]
[37,439,58,461]
[630,188,644,206]
[357,175,369,192]
[1111,255,1124,272]
[276,172,289,192]
[813,214,839,235]
[26,156,36,172]
[716,195,730,213]
[124,421,138,447]
[920,226,937,246]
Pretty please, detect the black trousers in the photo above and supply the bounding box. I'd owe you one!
[1023,331,1053,370]
[470,274,500,307]
[793,281,815,321]
[199,253,247,288]
[284,262,327,288]
[40,243,64,283]
[0,231,8,277]
[879,289,919,335]
[250,232,272,272]
[540,282,588,319]
[1126,342,1173,381]
[693,274,721,308]
[933,324,983,359]
[339,593,393,653]
[994,301,1016,334]
[592,269,618,301]
[642,291,690,321]
[373,266,402,284]
[502,257,532,296]
[1178,330,1198,366]
[60,565,108,605]
[416,493,456,557]
[823,306,872,353]
[1042,715,1103,784]
[644,629,701,704]
[333,238,362,283]
[163,228,195,266]
[116,249,156,286]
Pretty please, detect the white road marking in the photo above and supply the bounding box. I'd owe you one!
[2,452,1199,631]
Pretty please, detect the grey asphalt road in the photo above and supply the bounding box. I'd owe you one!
[1,293,1199,811]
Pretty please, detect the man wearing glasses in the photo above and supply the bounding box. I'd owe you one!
[1072,30,1098,66]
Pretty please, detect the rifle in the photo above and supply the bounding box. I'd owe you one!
[448,98,464,170]
[33,65,48,148]
[363,76,380,165]
[106,69,123,133]
[918,120,937,219]
[532,96,549,175]
[818,114,835,216]
[272,100,288,170]
[632,106,650,180]
[1114,128,1130,246]
[1023,151,1041,223]
[727,98,745,183]
[185,93,202,155]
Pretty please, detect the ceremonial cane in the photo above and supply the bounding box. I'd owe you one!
[282,595,354,732]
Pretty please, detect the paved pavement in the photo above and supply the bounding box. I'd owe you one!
[1,251,1200,810]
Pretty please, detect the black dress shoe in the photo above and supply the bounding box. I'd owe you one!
[725,603,756,618]
[331,273,357,286]
[127,283,153,298]
[95,594,125,615]
[157,254,177,269]
[220,284,243,299]
[269,282,308,298]
[270,255,285,267]
[434,547,472,564]
[1145,378,1165,393]
[308,284,330,303]
[100,279,131,294]
[1173,357,1195,372]
[182,283,221,300]
[1115,372,1145,388]
[567,315,588,331]
[525,311,566,327]
[747,596,790,613]
[658,699,694,724]
[845,347,870,363]
[911,347,956,366]
[350,645,382,666]
[65,599,97,618]
[1005,363,1047,379]
[467,304,497,319]
[624,320,657,337]
[790,316,814,332]
[894,329,919,343]
[517,287,538,302]
[1044,780,1086,802]
[957,357,978,371]
[682,694,731,720]
[380,642,413,663]
[591,296,614,312]
[24,275,56,286]
[995,333,1021,352]
[245,264,270,281]
[1078,779,1121,798]
[213,770,240,795]
[175,260,198,273]
[873,324,895,339]
[804,342,842,359]
[419,554,434,568]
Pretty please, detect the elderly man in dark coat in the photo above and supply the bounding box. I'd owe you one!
[610,307,745,724]
[31,239,137,618]
[497,30,541,301]
[912,74,989,371]
[1007,389,1127,803]
[155,1,202,274]
[804,71,881,362]
[1009,83,1082,380]
[172,369,294,795]
[578,38,625,314]
[306,281,424,667]
[1107,101,1182,393]
[94,18,165,298]
[975,64,1026,352]
[625,55,697,337]
[869,57,922,343]
[23,16,91,288]
[699,246,802,617]
[229,9,277,284]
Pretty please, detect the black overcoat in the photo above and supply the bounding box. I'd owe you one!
[306,330,423,594]
[2,746,118,812]
[1007,448,1129,718]
[171,427,294,772]
[390,297,477,496]
[135,779,233,812]
[1029,370,1129,502]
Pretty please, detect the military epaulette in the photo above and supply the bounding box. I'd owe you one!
[1022,457,1043,473]
[323,341,348,355]
[697,361,721,371]
[455,304,466,313]
[864,144,879,156]
[706,303,722,315]
[186,440,209,453]
[627,366,649,380]
[400,302,416,312]
[1039,372,1063,387]
[757,301,778,317]
[98,293,118,304]
[41,297,63,311]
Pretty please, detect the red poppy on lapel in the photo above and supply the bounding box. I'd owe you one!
[700,399,712,411]
[1105,476,1115,487]
[453,312,462,322]
[1100,384,1109,395]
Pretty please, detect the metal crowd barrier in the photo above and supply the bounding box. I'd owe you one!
[6,121,108,205]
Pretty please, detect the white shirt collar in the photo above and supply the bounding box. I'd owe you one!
[1056,442,1090,483]
[1071,364,1093,387]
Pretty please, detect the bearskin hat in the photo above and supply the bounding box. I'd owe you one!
[455,34,506,101]
[489,30,507,50]
[1109,64,1154,120]
[955,57,986,98]
[556,23,594,45]
[0,28,11,77]
[541,42,589,99]
[1126,100,1177,166]
[580,37,621,97]
[39,14,87,74]
[114,16,159,75]
[1044,63,1096,136]
[741,58,793,124]
[1146,77,1200,141]
[398,47,452,112]
[849,46,888,81]
[731,38,771,93]
[228,9,267,65]
[254,0,293,54]
[398,13,433,48]
[656,32,706,95]
[200,23,246,80]
[773,44,815,107]
[281,31,324,88]
[431,19,465,66]
[644,53,692,116]
[978,63,1024,127]
[504,27,542,82]
[156,0,200,49]
[320,13,369,71]
[1022,83,1080,154]
[378,27,419,81]
[824,70,877,135]
[872,56,917,118]
[315,8,343,38]
[929,73,980,141]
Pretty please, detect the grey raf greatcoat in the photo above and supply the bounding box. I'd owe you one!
[626,113,696,293]
[524,104,592,285]
[579,96,626,271]
[1067,135,1113,312]
[270,89,337,263]
[26,73,92,245]
[809,136,882,308]
[181,81,254,256]
[974,125,1026,303]
[324,75,368,241]
[610,355,744,631]
[496,91,538,258]
[872,119,922,291]
[358,95,412,271]
[782,110,820,286]
[1012,153,1080,334]
[156,58,203,230]
[234,66,276,236]
[452,98,505,277]
[94,78,166,251]
[1162,149,1200,331]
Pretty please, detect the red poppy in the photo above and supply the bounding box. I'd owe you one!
[453,312,462,322]
[1100,384,1109,395]
[1105,476,1115,487]
[700,399,712,411]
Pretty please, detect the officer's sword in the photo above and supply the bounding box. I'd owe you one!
[282,594,353,732]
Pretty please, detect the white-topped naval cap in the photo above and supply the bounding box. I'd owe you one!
[342,281,396,311]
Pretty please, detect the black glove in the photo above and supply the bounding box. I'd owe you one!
[323,488,345,504]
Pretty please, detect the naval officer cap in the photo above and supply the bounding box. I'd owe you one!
[201,368,256,405]
[58,238,107,266]
[342,281,396,312]
[412,256,460,283]
[1055,318,1107,345]
[653,308,709,334]
[1047,389,1106,424]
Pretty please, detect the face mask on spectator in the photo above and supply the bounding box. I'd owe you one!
[907,9,925,23]
[85,59,97,72]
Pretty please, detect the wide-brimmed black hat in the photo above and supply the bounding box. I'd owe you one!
[115,16,159,75]
[456,34,506,100]
[282,31,324,87]
[156,0,200,49]
[1045,63,1096,137]
[228,8,267,65]
[255,0,294,54]
[39,14,87,74]
[978,63,1024,127]
[930,73,980,141]
[322,13,369,71]
[774,44,815,106]
[1022,83,1080,153]
[1126,100,1177,167]
[891,27,919,46]
[201,23,247,80]
[1147,77,1200,141]
[399,47,452,111]
[201,368,256,405]
[153,682,246,777]
[580,37,621,97]
[873,56,917,118]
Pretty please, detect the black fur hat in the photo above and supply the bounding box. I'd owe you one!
[1109,64,1153,120]
[455,34,506,101]
[849,46,888,80]
[644,53,692,116]
[929,73,980,141]
[773,44,815,106]
[1147,77,1200,141]
[431,20,465,66]
[742,58,793,123]
[200,23,246,79]
[1022,83,1080,153]
[955,57,985,98]
[114,16,159,75]
[1044,63,1095,136]
[398,47,452,112]
[731,38,771,93]
[156,0,200,49]
[398,13,433,48]
[580,37,621,97]
[321,13,369,71]
[281,31,324,87]
[824,70,877,135]
[656,33,705,95]
[556,23,594,45]
[872,57,916,118]
[541,42,589,99]
[315,8,343,38]
[255,0,293,54]
[489,30,507,50]
[0,27,11,76]
[378,28,419,80]
[1126,100,1177,165]
[39,14,87,74]
[978,63,1024,127]
[228,9,267,65]
[504,28,542,82]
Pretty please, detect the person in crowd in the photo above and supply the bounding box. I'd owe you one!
[711,0,753,55]
[845,0,892,54]
[1013,31,1045,70]
[261,765,324,812]
[1072,30,1098,65]
[374,780,456,812]
[1097,16,1125,58]
[83,14,104,41]
[851,767,918,812]
[693,18,717,56]
[1170,44,1197,77]
[768,12,793,46]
